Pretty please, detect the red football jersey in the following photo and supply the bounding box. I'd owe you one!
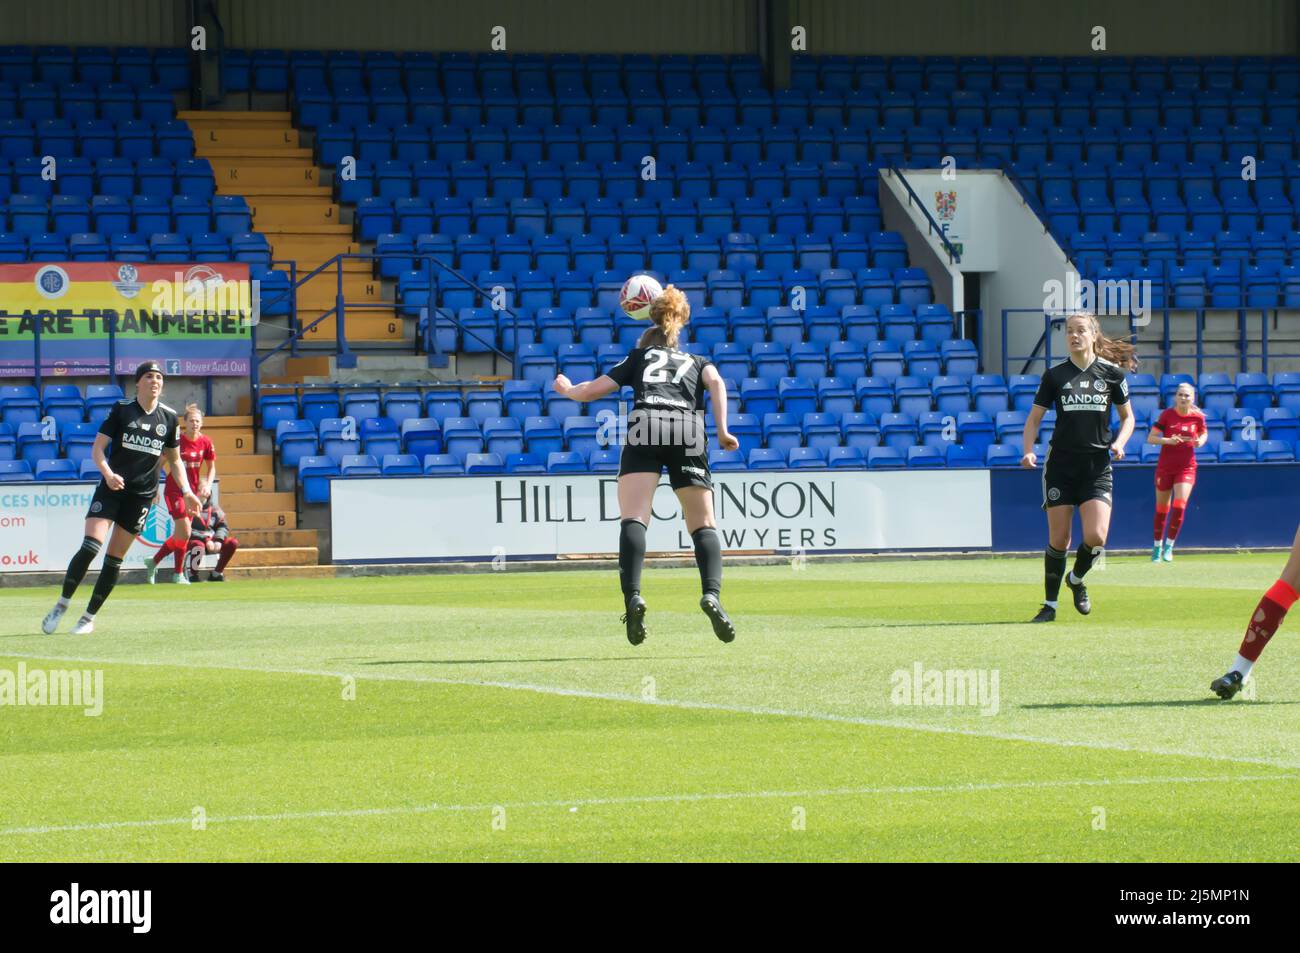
[166,433,215,496]
[1153,407,1206,471]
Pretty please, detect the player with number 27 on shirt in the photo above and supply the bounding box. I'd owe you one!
[553,285,739,647]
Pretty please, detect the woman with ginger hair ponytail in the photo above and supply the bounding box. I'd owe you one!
[1019,312,1137,623]
[553,283,739,646]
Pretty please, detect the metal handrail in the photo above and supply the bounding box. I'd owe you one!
[1001,306,1300,378]
[250,250,526,410]
[885,165,963,265]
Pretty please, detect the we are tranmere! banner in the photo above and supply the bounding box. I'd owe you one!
[0,262,255,377]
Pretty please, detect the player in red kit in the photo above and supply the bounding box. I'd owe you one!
[146,403,216,585]
[1211,521,1300,699]
[1148,382,1208,562]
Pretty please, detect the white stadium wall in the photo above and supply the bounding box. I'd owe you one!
[330,470,993,563]
[0,482,217,573]
[884,169,1079,376]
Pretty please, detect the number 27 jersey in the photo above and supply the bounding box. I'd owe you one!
[605,346,713,413]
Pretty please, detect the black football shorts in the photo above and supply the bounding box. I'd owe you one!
[1041,447,1114,510]
[87,483,155,534]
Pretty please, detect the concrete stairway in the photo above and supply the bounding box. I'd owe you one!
[178,110,403,346]
[205,415,318,568]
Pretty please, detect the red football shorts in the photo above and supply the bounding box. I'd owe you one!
[164,492,189,520]
[1155,467,1197,492]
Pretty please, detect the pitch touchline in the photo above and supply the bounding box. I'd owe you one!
[4,651,1299,771]
[1,774,1294,838]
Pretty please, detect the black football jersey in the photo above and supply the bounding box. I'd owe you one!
[605,346,713,413]
[96,398,181,495]
[1033,357,1130,453]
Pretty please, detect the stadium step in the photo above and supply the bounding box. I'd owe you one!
[249,200,343,226]
[193,126,302,149]
[177,110,292,128]
[228,509,298,530]
[236,528,319,548]
[256,224,352,236]
[208,161,320,188]
[270,242,370,272]
[226,546,318,567]
[298,309,406,342]
[295,276,386,309]
[205,424,256,456]
[219,490,296,512]
[197,146,315,161]
[216,453,273,476]
[285,356,333,378]
[216,472,277,494]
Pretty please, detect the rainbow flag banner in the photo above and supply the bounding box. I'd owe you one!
[0,262,255,377]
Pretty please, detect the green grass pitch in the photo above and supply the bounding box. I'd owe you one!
[1,554,1297,861]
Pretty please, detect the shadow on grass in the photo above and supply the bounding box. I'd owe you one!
[825,620,1036,629]
[1021,699,1300,709]
[355,656,709,666]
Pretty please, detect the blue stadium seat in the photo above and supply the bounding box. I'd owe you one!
[1255,439,1294,462]
[986,444,1023,467]
[0,459,34,482]
[945,444,985,468]
[340,453,382,477]
[747,448,785,470]
[34,458,77,481]
[423,453,465,475]
[546,450,586,473]
[297,456,338,503]
[381,454,423,476]
[826,445,866,468]
[866,446,905,469]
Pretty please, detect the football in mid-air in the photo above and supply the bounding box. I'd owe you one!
[619,274,663,320]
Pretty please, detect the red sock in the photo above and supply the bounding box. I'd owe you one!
[152,539,176,566]
[1153,505,1169,542]
[173,542,186,574]
[215,538,239,573]
[1166,500,1187,541]
[1239,579,1300,661]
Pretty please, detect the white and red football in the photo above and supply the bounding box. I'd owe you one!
[619,274,664,321]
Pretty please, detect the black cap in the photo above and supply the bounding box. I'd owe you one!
[134,361,164,381]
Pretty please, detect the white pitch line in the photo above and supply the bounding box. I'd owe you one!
[3,650,1299,771]
[2,774,1295,838]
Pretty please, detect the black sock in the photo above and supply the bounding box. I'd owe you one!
[86,555,122,616]
[1072,543,1102,581]
[1044,546,1067,603]
[619,519,646,605]
[691,526,722,598]
[62,536,102,600]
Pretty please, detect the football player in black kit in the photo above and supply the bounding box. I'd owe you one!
[1021,313,1137,622]
[554,285,740,645]
[41,362,201,635]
